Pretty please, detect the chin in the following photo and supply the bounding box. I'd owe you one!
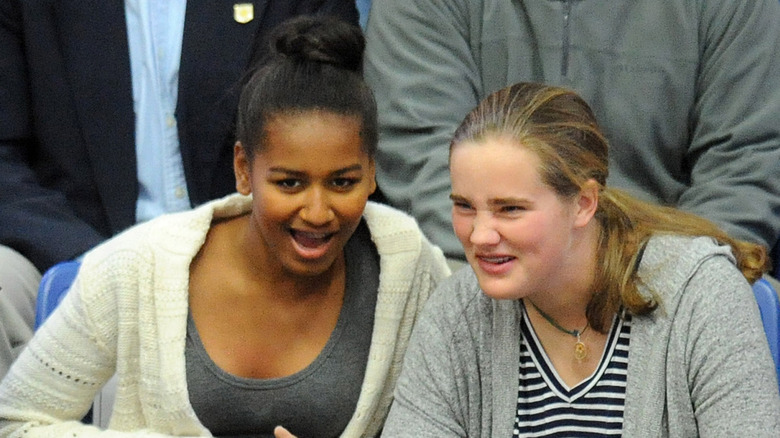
[473,274,526,301]
[480,288,524,301]
[282,256,338,278]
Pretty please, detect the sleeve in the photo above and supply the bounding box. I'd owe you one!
[357,214,452,437]
[681,0,780,248]
[0,0,106,272]
[381,281,472,438]
[411,235,452,308]
[0,257,190,437]
[363,0,480,259]
[683,256,780,436]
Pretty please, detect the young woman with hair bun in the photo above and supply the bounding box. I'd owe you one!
[0,16,449,438]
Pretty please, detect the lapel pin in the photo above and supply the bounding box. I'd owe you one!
[233,3,254,24]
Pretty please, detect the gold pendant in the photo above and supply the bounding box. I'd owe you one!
[574,341,588,362]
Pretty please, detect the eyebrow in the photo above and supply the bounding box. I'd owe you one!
[489,197,528,207]
[268,164,364,177]
[450,194,530,206]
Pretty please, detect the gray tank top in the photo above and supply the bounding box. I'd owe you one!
[185,220,379,437]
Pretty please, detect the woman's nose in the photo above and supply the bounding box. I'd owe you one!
[299,188,335,225]
[469,212,500,246]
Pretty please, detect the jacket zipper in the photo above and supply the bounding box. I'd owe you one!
[561,0,572,77]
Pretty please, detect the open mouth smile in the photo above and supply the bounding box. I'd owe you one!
[478,255,515,264]
[290,229,337,259]
[474,254,516,275]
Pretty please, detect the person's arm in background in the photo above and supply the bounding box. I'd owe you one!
[0,0,106,273]
[364,0,478,260]
[682,0,780,250]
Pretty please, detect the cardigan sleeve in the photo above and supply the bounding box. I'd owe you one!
[678,256,780,436]
[381,272,486,438]
[351,203,452,437]
[0,251,198,437]
[381,295,469,437]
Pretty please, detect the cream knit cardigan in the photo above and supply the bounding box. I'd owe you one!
[0,193,450,437]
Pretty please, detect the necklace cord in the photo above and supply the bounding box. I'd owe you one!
[527,300,588,338]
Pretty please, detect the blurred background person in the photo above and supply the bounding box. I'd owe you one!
[364,0,780,274]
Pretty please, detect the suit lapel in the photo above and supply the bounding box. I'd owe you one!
[177,0,268,202]
[52,0,272,227]
[56,0,137,233]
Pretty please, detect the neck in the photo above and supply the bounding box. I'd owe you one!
[526,220,601,328]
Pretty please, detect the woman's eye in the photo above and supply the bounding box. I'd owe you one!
[276,179,301,189]
[500,205,525,214]
[332,178,358,189]
[453,201,473,211]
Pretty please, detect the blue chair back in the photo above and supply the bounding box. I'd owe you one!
[356,0,371,29]
[753,278,780,391]
[35,261,780,406]
[35,260,81,328]
[35,260,104,423]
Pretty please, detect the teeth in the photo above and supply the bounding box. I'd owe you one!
[297,231,329,239]
[481,256,513,263]
[293,230,333,249]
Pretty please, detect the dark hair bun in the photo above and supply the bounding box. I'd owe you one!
[270,15,364,73]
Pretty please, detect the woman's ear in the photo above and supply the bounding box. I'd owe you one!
[234,141,252,195]
[574,179,599,228]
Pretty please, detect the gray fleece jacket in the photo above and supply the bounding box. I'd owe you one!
[365,0,780,258]
[382,235,780,437]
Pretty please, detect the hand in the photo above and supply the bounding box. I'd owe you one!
[274,426,298,438]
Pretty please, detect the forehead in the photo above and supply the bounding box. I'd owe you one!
[266,109,361,138]
[450,137,549,195]
[451,136,541,173]
[256,110,368,169]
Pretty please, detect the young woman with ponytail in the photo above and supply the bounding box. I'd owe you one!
[380,82,780,437]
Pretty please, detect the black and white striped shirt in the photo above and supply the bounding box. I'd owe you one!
[511,306,632,437]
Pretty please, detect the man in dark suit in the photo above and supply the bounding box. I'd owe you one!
[0,0,359,378]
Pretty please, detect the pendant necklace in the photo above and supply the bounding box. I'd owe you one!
[528,300,589,362]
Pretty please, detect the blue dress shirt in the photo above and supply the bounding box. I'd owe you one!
[126,0,191,224]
